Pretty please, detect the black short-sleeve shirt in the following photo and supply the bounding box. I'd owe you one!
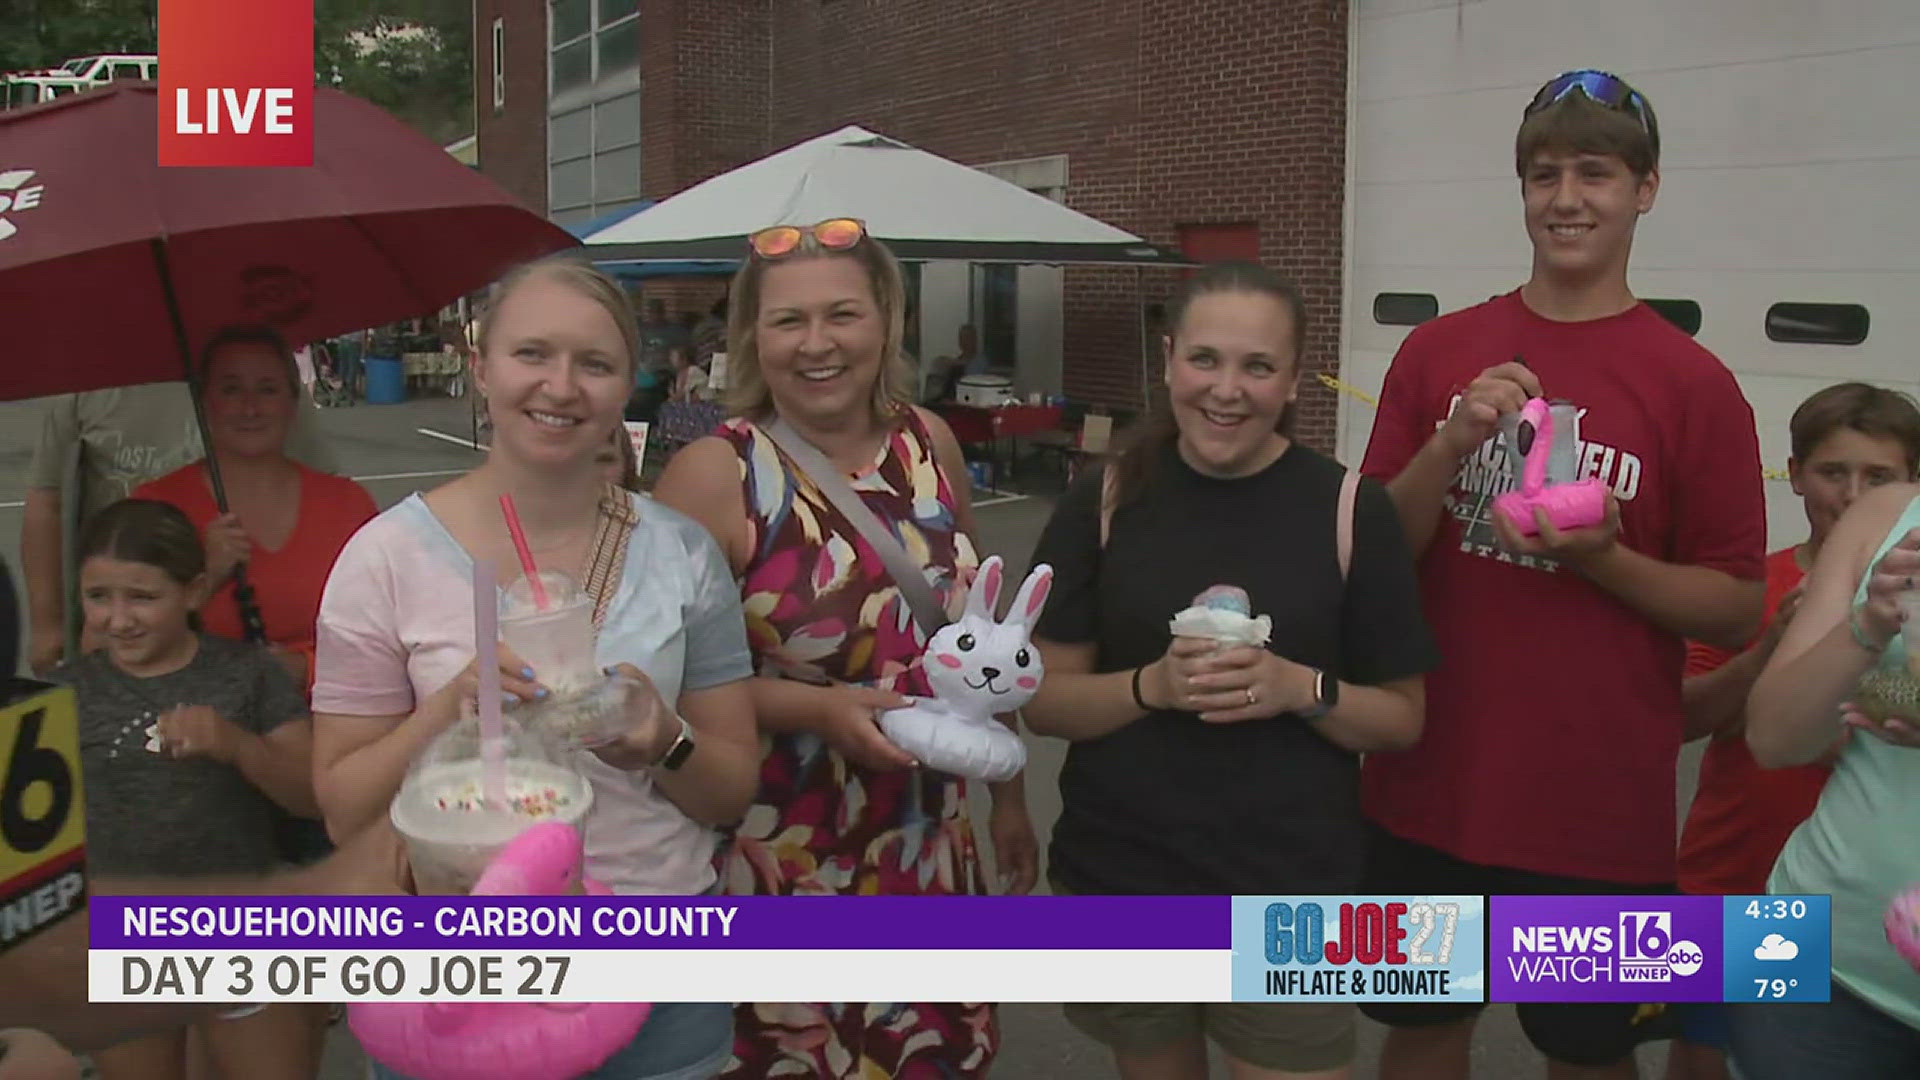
[1030,441,1439,895]
[55,635,309,877]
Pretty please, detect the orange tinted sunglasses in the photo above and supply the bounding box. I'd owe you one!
[747,218,867,259]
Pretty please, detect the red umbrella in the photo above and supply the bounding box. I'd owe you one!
[0,81,577,401]
[0,82,578,641]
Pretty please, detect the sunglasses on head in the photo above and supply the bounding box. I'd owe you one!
[747,218,867,259]
[1526,69,1659,155]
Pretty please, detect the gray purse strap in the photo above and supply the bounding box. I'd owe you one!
[762,417,950,639]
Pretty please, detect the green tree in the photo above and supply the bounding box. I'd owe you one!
[0,0,156,73]
[1,0,470,145]
[317,0,473,145]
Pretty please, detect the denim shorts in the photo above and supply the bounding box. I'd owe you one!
[1725,979,1920,1080]
[1679,1002,1729,1050]
[366,1000,733,1080]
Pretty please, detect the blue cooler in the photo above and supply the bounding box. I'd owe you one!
[364,356,405,404]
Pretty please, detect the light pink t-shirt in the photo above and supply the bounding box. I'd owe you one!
[312,492,753,895]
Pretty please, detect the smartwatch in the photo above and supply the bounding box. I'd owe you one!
[655,715,696,770]
[1298,668,1338,720]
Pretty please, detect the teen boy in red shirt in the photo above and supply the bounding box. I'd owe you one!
[1359,69,1768,1080]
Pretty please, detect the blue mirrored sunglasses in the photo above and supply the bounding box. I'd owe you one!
[1526,69,1658,152]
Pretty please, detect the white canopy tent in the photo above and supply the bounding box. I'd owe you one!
[578,125,1187,267]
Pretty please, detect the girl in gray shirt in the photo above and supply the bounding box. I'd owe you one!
[52,498,320,1080]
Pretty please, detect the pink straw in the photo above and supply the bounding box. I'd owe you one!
[498,494,549,610]
[473,558,508,811]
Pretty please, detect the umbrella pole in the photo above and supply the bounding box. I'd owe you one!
[150,239,270,646]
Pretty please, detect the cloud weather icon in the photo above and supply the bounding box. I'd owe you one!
[1755,934,1799,961]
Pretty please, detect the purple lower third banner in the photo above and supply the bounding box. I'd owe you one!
[90,895,1233,951]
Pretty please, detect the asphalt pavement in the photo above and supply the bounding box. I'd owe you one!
[0,391,1692,1078]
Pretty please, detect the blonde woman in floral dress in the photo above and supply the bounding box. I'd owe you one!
[654,218,1038,1078]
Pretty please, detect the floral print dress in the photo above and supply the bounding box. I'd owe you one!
[714,408,997,1079]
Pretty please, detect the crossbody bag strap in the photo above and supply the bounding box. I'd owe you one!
[1336,467,1360,583]
[762,417,949,639]
[582,483,638,632]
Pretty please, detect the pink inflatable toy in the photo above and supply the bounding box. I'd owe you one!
[1493,397,1609,537]
[349,823,652,1080]
[1886,884,1920,974]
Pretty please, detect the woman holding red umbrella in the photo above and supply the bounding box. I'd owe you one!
[134,325,378,694]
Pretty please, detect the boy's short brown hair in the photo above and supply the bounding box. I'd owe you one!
[1789,382,1920,475]
[1515,91,1659,179]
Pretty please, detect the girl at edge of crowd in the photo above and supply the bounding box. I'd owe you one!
[1734,472,1920,1079]
[1021,261,1439,1080]
[308,257,762,1080]
[651,217,1038,1079]
[56,499,321,1080]
[1665,382,1920,1080]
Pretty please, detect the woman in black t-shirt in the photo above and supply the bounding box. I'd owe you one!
[1024,262,1439,1080]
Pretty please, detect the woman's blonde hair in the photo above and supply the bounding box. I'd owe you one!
[474,256,640,375]
[722,231,914,420]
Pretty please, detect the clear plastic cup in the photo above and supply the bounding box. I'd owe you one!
[1499,400,1582,487]
[511,667,643,749]
[390,757,593,895]
[500,570,600,697]
[1899,591,1920,676]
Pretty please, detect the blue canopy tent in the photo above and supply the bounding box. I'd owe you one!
[564,202,737,280]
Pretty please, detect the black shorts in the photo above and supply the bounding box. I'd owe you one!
[1358,822,1685,1068]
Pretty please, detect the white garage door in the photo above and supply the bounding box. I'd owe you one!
[1339,0,1920,550]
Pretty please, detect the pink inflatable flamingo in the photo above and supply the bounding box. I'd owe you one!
[1493,397,1609,537]
[1886,885,1920,974]
[349,823,652,1080]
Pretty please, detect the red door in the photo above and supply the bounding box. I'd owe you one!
[1177,223,1261,265]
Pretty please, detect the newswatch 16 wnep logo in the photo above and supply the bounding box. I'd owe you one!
[1491,896,1726,1003]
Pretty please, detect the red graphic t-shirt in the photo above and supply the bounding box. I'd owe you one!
[1359,290,1767,884]
[1676,547,1830,894]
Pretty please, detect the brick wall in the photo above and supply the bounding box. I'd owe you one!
[480,0,1350,450]
[473,0,548,215]
[634,0,768,319]
[761,0,1349,450]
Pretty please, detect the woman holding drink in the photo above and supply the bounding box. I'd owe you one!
[1734,477,1920,1078]
[310,257,761,1080]
[1020,262,1437,1080]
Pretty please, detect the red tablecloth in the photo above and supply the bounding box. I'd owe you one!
[938,404,1063,444]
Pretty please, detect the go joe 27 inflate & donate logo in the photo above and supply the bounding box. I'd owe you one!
[159,0,313,167]
[1229,896,1487,1003]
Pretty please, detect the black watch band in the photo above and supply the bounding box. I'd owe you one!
[655,715,695,770]
[1299,668,1337,719]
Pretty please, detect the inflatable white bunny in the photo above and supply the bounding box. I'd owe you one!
[879,555,1052,782]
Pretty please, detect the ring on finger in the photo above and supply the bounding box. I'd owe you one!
[1245,686,1258,707]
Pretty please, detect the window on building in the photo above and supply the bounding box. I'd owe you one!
[1766,302,1869,345]
[491,18,505,111]
[552,0,591,44]
[1644,298,1702,336]
[979,264,1019,370]
[548,0,642,223]
[1372,292,1438,326]
[596,18,640,77]
[551,40,591,96]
